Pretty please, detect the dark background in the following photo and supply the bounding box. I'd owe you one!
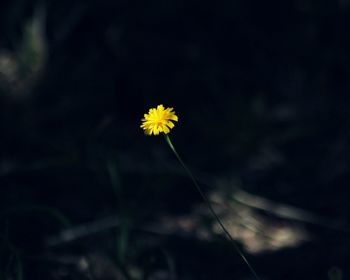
[1,0,350,279]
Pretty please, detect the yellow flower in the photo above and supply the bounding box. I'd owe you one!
[140,104,178,135]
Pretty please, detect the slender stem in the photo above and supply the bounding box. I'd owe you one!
[165,135,261,280]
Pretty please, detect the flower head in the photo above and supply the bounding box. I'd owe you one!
[140,104,178,135]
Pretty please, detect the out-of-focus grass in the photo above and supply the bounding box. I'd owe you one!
[0,233,23,280]
[0,5,46,97]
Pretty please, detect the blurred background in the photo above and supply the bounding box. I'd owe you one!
[1,0,350,279]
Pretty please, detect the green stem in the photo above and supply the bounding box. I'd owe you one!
[165,135,261,280]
